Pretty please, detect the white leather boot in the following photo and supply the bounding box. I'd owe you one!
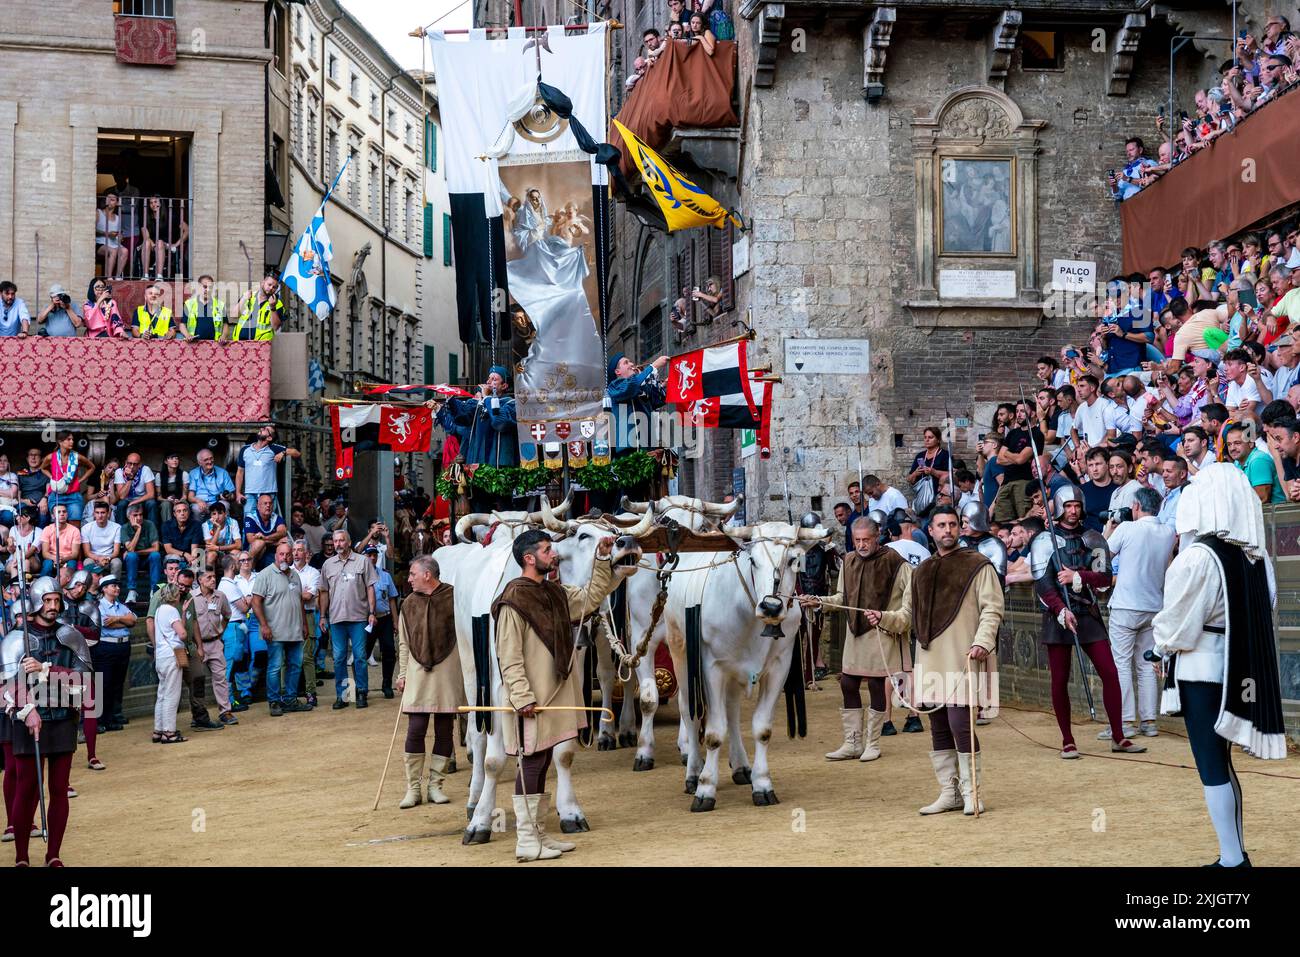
[513,794,562,862]
[824,708,864,760]
[399,753,424,809]
[534,793,575,853]
[957,751,984,815]
[426,754,452,805]
[918,750,963,815]
[859,708,886,762]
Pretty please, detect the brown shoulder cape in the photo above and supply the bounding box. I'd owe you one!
[911,548,991,650]
[841,547,905,635]
[401,582,456,671]
[491,576,575,680]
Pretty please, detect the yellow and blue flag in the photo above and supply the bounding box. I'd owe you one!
[612,119,739,233]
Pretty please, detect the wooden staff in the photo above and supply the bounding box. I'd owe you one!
[371,704,405,811]
[457,705,615,723]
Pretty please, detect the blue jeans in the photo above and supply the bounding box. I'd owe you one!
[40,557,77,577]
[310,612,326,671]
[224,619,265,701]
[223,621,247,697]
[47,491,84,522]
[330,621,369,697]
[265,641,304,705]
[123,550,162,594]
[114,499,159,527]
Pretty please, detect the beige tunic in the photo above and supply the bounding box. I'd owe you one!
[913,564,1003,708]
[826,561,913,677]
[496,557,615,755]
[397,613,466,715]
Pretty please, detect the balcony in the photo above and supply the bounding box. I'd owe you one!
[1119,87,1300,274]
[0,331,308,432]
[97,196,192,282]
[612,39,740,182]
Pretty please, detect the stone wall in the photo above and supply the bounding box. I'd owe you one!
[0,0,269,290]
[734,11,1213,515]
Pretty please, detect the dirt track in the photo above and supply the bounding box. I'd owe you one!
[59,672,1300,867]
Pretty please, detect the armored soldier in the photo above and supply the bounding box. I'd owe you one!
[2,576,93,866]
[1029,486,1146,758]
[957,501,1008,583]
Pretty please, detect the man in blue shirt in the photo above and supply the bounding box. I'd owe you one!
[161,501,204,568]
[0,281,31,336]
[440,366,519,468]
[1109,138,1156,200]
[364,545,401,698]
[1101,307,1151,375]
[186,448,235,521]
[606,352,668,450]
[236,426,299,511]
[96,575,137,732]
[243,493,287,571]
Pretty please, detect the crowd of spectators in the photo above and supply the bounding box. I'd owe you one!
[0,272,286,342]
[1110,15,1299,199]
[95,191,189,282]
[625,0,735,90]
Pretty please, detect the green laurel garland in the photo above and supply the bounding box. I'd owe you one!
[436,450,657,500]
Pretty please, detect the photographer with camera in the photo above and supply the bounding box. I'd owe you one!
[1102,487,1175,740]
[36,284,82,337]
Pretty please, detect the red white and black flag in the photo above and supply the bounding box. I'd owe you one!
[331,403,433,477]
[664,339,755,414]
[676,373,774,459]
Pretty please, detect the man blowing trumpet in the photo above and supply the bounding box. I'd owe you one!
[909,506,1003,816]
[491,528,621,862]
[798,516,912,763]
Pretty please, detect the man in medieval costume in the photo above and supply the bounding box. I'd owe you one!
[1030,486,1146,758]
[1152,463,1286,866]
[910,506,1002,816]
[799,516,911,763]
[492,528,618,862]
[2,576,93,866]
[395,554,464,810]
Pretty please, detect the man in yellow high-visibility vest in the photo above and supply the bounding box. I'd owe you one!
[132,283,175,339]
[229,274,283,342]
[181,274,225,341]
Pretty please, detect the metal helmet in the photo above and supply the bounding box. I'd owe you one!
[799,512,822,529]
[889,507,913,528]
[29,576,63,609]
[867,509,887,526]
[70,569,92,590]
[960,500,989,534]
[1051,484,1086,520]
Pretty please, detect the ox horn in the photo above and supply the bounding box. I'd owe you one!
[797,526,831,542]
[619,495,650,515]
[539,493,571,533]
[455,513,491,542]
[622,505,656,538]
[552,495,572,519]
[702,494,743,518]
[726,525,757,541]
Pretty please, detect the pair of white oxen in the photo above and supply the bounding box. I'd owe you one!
[436,495,831,844]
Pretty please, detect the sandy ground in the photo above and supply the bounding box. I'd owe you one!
[52,673,1300,867]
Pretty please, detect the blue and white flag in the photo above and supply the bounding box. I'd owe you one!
[281,156,348,321]
[307,357,325,394]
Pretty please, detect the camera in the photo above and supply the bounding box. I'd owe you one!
[1102,507,1133,524]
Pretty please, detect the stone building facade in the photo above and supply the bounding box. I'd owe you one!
[0,0,268,295]
[281,0,458,493]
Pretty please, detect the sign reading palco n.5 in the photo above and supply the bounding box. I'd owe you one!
[784,338,871,375]
[1051,259,1097,292]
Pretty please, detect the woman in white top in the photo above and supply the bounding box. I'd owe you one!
[152,584,189,744]
[96,192,128,280]
[0,453,19,527]
[5,506,40,578]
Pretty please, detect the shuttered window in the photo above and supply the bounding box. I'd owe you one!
[443,213,452,266]
[425,118,437,172]
[424,345,435,386]
[423,203,433,258]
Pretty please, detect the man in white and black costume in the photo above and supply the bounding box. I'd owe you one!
[1151,463,1286,867]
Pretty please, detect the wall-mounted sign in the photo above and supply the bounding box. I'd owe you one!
[1051,259,1096,291]
[784,338,871,375]
[938,269,1017,299]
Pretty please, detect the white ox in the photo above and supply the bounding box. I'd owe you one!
[435,499,651,844]
[599,495,744,772]
[666,520,829,810]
